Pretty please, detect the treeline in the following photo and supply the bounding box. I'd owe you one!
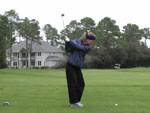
[0,9,150,69]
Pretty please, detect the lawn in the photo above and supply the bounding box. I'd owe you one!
[0,67,150,113]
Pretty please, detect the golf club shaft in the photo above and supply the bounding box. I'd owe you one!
[62,17,65,30]
[61,14,66,34]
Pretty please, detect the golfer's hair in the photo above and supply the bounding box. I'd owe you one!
[81,32,96,45]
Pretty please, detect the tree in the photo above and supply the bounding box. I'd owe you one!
[142,28,150,47]
[96,17,121,49]
[4,10,19,67]
[0,15,10,68]
[89,17,122,68]
[122,24,147,67]
[18,17,41,68]
[122,24,143,43]
[43,24,59,46]
[63,20,83,40]
[80,17,96,32]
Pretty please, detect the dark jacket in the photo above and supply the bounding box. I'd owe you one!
[65,39,91,68]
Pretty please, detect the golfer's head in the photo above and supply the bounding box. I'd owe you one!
[81,32,96,45]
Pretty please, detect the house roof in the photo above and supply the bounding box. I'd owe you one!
[11,41,64,53]
[46,55,63,61]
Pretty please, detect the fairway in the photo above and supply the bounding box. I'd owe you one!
[0,68,150,113]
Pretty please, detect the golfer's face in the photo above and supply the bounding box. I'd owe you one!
[86,39,94,45]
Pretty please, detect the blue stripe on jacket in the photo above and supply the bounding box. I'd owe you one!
[65,39,91,68]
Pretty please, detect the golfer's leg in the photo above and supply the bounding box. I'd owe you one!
[66,63,79,104]
[76,68,85,102]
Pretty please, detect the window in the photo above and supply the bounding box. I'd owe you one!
[7,61,10,66]
[31,61,35,66]
[22,53,26,58]
[38,52,41,56]
[7,53,10,57]
[13,53,18,57]
[31,53,35,57]
[38,61,41,66]
[22,61,26,66]
[13,62,17,66]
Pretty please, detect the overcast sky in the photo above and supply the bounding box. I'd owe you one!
[1,0,150,46]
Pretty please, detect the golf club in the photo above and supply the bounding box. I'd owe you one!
[61,13,66,34]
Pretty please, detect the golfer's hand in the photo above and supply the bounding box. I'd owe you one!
[64,36,70,42]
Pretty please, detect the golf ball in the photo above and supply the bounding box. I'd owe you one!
[115,104,118,106]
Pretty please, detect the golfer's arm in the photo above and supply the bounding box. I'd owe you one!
[65,42,73,52]
[70,40,91,52]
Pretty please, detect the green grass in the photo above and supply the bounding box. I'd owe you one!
[0,67,150,113]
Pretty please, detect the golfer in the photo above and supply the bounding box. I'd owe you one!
[64,32,96,107]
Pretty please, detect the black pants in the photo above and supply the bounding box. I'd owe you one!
[66,63,85,104]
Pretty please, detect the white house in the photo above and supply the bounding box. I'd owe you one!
[6,41,65,68]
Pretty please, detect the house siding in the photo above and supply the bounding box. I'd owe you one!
[6,41,65,68]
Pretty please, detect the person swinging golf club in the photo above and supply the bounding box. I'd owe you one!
[64,32,96,107]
